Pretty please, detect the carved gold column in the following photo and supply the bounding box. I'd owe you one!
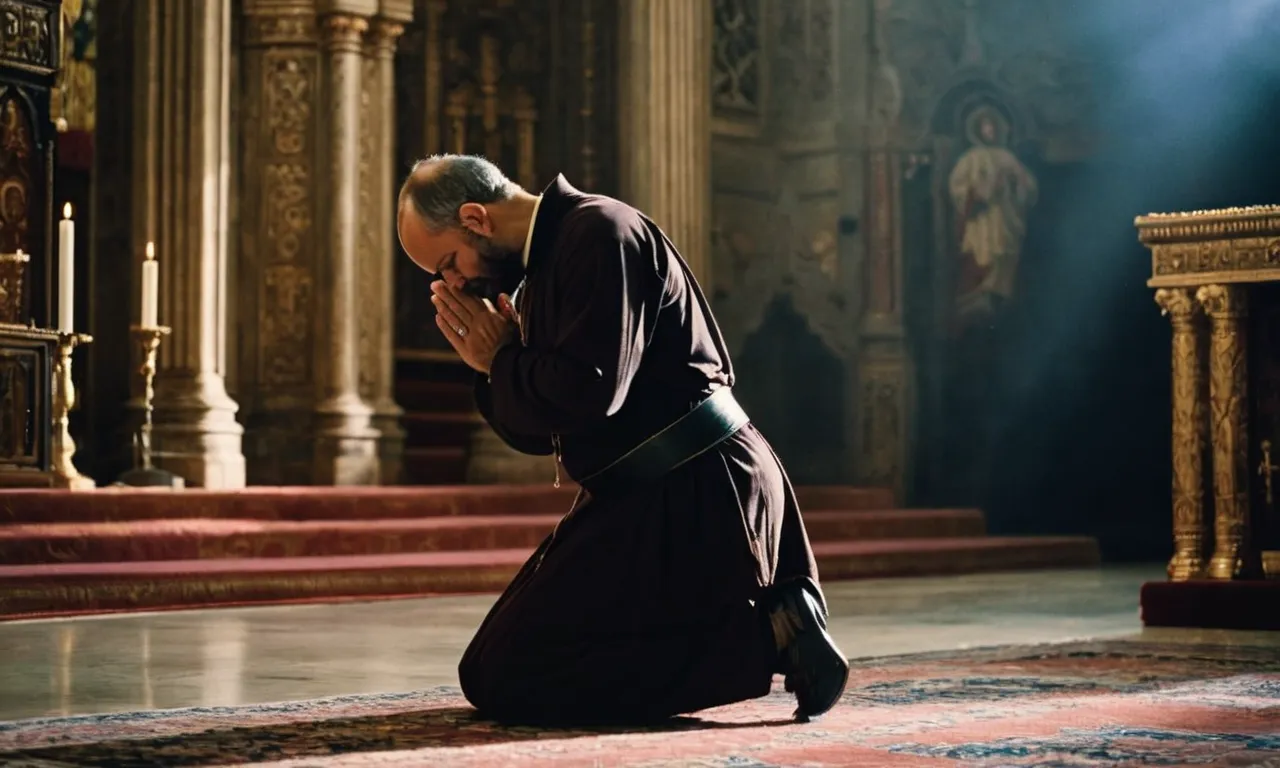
[360,3,411,484]
[314,5,380,485]
[1155,288,1206,580]
[1197,284,1262,579]
[239,1,322,485]
[617,0,713,287]
[133,0,246,488]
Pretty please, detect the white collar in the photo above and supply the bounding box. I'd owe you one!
[521,195,543,268]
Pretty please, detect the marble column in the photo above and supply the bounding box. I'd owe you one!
[1155,287,1206,581]
[616,0,713,288]
[313,5,380,485]
[134,0,246,488]
[1196,284,1262,580]
[360,4,411,485]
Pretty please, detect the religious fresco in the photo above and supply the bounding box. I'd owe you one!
[948,104,1037,323]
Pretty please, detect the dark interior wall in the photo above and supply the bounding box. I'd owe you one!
[904,0,1280,560]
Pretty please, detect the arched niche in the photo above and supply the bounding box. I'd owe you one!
[734,292,846,485]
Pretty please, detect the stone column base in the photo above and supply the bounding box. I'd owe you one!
[313,396,380,485]
[153,372,246,488]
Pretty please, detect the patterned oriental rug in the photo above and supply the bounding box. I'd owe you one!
[2,640,1277,767]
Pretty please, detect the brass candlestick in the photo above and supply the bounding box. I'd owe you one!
[52,331,95,489]
[117,324,184,488]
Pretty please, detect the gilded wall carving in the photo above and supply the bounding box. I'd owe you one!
[0,95,31,256]
[0,0,56,72]
[257,55,316,390]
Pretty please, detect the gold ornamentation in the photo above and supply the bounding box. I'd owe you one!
[0,97,33,257]
[51,332,93,490]
[257,54,316,388]
[1155,287,1206,580]
[0,250,27,323]
[0,0,55,72]
[1196,284,1261,580]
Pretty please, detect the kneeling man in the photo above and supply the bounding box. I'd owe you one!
[397,154,848,726]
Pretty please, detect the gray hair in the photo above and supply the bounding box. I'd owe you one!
[401,154,522,231]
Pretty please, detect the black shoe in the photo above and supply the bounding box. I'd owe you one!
[766,577,849,722]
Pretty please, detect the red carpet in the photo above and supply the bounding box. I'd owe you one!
[1,640,1276,766]
[0,485,1099,620]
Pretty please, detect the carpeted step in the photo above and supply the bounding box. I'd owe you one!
[0,485,580,524]
[0,485,898,524]
[0,535,1102,621]
[0,509,986,565]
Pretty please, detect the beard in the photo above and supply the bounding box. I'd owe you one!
[462,232,526,302]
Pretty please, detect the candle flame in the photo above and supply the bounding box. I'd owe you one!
[63,203,72,219]
[145,241,155,260]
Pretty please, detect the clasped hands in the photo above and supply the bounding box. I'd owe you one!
[431,281,519,375]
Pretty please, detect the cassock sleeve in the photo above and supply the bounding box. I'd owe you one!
[485,220,655,437]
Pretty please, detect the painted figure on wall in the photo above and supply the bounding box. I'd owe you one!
[948,105,1037,320]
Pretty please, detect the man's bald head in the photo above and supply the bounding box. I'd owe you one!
[399,154,522,232]
[397,154,533,301]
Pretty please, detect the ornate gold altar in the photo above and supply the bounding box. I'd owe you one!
[0,323,58,486]
[1137,205,1280,628]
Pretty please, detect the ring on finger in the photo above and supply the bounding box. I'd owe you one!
[455,325,468,337]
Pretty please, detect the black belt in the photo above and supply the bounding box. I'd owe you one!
[577,387,750,495]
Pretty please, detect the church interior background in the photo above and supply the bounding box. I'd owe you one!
[1,0,1278,762]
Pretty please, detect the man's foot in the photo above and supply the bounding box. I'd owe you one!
[765,577,849,722]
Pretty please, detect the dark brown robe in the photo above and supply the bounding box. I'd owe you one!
[459,175,821,725]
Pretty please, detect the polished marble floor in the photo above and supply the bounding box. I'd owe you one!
[2,565,1275,721]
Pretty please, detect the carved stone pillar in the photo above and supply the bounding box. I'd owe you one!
[616,0,713,287]
[1196,283,1262,579]
[134,0,246,488]
[1155,288,1206,580]
[313,6,380,485]
[360,5,410,485]
[239,1,322,485]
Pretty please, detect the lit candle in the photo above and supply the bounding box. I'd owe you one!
[58,203,74,332]
[141,241,159,328]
